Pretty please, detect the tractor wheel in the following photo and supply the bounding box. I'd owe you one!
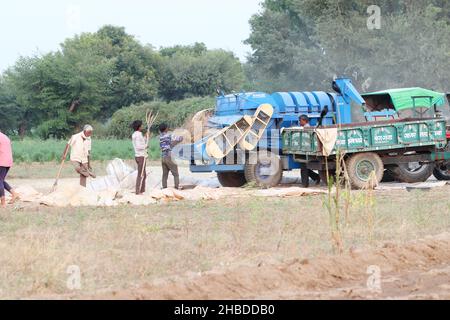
[391,163,434,183]
[346,153,384,190]
[217,172,247,188]
[244,150,283,188]
[433,162,450,181]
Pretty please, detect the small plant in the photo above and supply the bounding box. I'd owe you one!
[363,171,377,244]
[323,151,350,254]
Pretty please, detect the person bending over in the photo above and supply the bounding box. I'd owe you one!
[62,125,96,187]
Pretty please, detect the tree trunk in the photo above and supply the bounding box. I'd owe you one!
[69,99,81,113]
[18,123,27,139]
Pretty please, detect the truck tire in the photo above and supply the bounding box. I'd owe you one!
[245,150,283,188]
[217,172,247,188]
[346,153,384,190]
[391,163,434,183]
[433,162,450,181]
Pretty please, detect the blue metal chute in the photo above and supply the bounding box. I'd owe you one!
[334,78,366,106]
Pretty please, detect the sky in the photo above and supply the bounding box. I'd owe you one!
[0,0,262,72]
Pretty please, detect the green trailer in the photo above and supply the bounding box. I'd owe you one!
[282,118,450,189]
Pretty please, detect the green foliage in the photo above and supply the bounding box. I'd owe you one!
[0,26,239,138]
[108,96,215,139]
[0,76,21,134]
[158,46,245,101]
[246,0,450,92]
[160,42,208,58]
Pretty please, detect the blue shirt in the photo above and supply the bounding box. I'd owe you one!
[160,133,183,157]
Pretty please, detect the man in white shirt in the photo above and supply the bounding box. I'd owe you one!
[62,125,95,187]
[132,120,148,195]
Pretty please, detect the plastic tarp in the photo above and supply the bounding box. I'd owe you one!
[363,88,446,111]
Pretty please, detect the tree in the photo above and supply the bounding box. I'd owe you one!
[0,26,163,138]
[245,0,450,93]
[0,76,21,134]
[0,27,245,138]
[158,44,245,101]
[95,25,162,116]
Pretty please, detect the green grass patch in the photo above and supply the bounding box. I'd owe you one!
[12,138,161,164]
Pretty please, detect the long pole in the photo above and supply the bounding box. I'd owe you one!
[52,147,69,193]
[138,111,158,193]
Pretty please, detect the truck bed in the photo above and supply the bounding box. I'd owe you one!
[282,118,447,156]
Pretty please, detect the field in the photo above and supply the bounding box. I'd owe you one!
[1,163,450,299]
[11,138,161,163]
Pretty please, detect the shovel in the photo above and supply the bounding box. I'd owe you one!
[52,148,69,193]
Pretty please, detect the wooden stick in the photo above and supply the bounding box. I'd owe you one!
[138,111,159,193]
[52,148,68,193]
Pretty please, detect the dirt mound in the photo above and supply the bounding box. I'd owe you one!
[95,233,450,300]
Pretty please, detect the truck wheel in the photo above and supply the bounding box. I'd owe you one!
[391,163,434,183]
[433,162,450,181]
[346,153,384,190]
[245,150,283,188]
[217,172,247,188]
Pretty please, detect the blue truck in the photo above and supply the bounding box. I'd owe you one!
[176,78,369,188]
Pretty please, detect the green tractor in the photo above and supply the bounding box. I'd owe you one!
[362,88,450,183]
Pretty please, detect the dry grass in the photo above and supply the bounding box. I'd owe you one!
[0,187,449,299]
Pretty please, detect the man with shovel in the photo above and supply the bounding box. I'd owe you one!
[61,125,96,188]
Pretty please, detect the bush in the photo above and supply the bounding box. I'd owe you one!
[108,96,215,139]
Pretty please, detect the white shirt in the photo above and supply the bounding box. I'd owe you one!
[68,132,92,164]
[132,131,148,158]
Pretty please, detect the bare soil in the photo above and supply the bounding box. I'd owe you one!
[94,233,450,300]
[2,163,450,300]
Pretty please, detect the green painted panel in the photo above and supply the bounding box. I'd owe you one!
[419,123,430,141]
[346,129,365,149]
[402,123,420,143]
[300,132,313,151]
[372,126,397,146]
[282,119,447,156]
[431,121,446,140]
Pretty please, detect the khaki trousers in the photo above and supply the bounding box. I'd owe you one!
[162,155,179,189]
[72,162,90,187]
